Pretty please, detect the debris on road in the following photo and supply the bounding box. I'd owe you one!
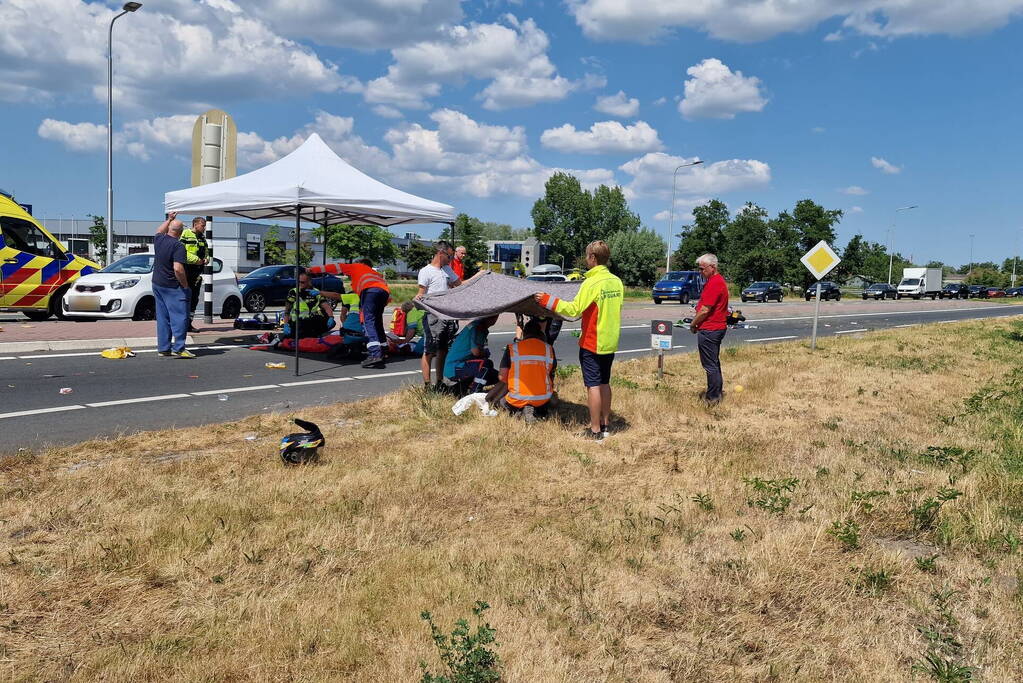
[265,362,286,369]
[100,346,136,359]
[59,387,73,395]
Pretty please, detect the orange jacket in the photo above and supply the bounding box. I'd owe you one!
[505,338,555,408]
[310,263,389,295]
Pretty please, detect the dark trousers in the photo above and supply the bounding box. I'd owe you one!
[294,316,330,339]
[697,328,726,401]
[185,265,203,318]
[360,287,388,358]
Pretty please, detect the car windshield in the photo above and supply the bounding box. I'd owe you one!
[662,271,687,281]
[901,278,921,286]
[244,266,286,279]
[101,254,154,274]
[750,282,772,288]
[867,284,884,290]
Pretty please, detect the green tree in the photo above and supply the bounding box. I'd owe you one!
[87,214,107,263]
[964,268,1009,288]
[531,172,594,266]
[405,240,434,272]
[1001,256,1020,273]
[836,234,869,283]
[481,222,531,241]
[320,224,398,265]
[771,200,843,287]
[721,203,776,285]
[671,199,729,272]
[440,213,489,278]
[607,228,667,286]
[591,184,641,237]
[263,225,287,265]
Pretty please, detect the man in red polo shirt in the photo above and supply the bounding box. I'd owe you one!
[451,245,466,280]
[689,253,729,404]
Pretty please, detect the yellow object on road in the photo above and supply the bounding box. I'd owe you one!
[734,385,744,393]
[265,362,286,369]
[100,346,135,359]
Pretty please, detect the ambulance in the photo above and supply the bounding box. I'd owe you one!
[0,191,99,320]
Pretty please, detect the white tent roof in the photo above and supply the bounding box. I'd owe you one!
[164,133,455,226]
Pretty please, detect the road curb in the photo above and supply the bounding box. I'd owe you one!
[0,335,199,354]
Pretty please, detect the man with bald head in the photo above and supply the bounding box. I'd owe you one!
[153,212,196,358]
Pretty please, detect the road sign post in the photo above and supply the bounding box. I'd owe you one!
[800,240,841,351]
[651,320,672,380]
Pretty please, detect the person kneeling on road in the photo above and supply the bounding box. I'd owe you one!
[442,315,499,395]
[282,272,336,339]
[486,318,557,422]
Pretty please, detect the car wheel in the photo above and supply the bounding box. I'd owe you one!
[220,295,242,319]
[680,292,690,305]
[133,296,156,321]
[23,309,53,322]
[653,298,662,304]
[244,289,267,313]
[50,285,72,320]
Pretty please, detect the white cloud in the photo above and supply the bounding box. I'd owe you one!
[0,0,354,109]
[619,152,770,200]
[244,0,463,49]
[568,0,1023,43]
[540,121,663,154]
[364,16,593,110]
[871,156,902,174]
[594,90,640,117]
[850,206,864,213]
[372,105,405,119]
[37,119,106,153]
[812,126,826,133]
[653,96,668,106]
[679,59,767,120]
[841,185,869,195]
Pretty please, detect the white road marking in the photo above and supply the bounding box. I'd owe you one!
[746,336,797,342]
[86,393,193,408]
[278,377,355,387]
[10,343,251,360]
[351,370,420,380]
[895,324,916,328]
[0,356,16,361]
[835,329,866,334]
[0,405,87,420]
[192,385,279,396]
[749,304,1019,324]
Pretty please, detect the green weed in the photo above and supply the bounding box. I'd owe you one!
[420,601,501,683]
[690,493,714,512]
[911,488,963,532]
[851,489,890,513]
[743,477,799,514]
[915,555,939,573]
[827,519,861,551]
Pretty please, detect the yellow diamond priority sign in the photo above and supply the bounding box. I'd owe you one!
[801,240,841,280]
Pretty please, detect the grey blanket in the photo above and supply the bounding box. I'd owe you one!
[415,271,583,321]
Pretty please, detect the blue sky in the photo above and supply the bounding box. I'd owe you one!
[3,0,1023,266]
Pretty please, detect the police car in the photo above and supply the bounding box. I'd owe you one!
[0,191,99,320]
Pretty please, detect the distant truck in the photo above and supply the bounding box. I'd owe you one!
[896,267,943,300]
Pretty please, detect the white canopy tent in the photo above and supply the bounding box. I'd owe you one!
[164,133,456,374]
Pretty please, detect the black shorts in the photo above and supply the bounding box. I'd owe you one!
[579,348,614,387]
[423,314,458,354]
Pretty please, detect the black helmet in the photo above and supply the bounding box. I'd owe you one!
[726,309,746,326]
[279,418,324,465]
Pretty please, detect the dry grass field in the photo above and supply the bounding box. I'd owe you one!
[3,318,1022,681]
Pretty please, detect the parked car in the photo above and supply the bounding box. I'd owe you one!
[652,270,704,304]
[862,283,897,300]
[238,264,345,312]
[939,283,970,299]
[740,281,783,303]
[967,284,986,298]
[62,253,242,320]
[526,274,568,282]
[804,281,842,301]
[981,287,1006,298]
[1005,286,1023,297]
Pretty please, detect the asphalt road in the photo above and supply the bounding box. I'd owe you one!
[2,300,1020,452]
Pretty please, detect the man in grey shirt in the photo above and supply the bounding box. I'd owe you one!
[416,240,462,389]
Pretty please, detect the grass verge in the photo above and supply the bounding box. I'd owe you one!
[3,318,1023,680]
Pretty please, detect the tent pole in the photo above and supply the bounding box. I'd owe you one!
[322,218,328,266]
[294,207,302,376]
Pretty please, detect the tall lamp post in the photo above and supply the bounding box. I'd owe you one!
[1012,228,1020,288]
[106,2,142,266]
[887,204,918,284]
[968,233,975,276]
[665,159,704,273]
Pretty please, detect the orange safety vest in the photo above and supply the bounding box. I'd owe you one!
[391,308,407,336]
[312,263,390,295]
[505,338,554,408]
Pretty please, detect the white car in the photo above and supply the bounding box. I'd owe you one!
[62,253,243,320]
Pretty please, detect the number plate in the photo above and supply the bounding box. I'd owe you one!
[68,296,101,312]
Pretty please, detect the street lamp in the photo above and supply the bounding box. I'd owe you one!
[665,159,704,273]
[969,233,975,276]
[887,204,917,284]
[106,2,142,266]
[1012,228,1021,288]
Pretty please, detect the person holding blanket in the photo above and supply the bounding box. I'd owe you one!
[309,259,390,369]
[534,240,623,441]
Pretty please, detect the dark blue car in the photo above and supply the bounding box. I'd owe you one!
[239,264,345,312]
[652,270,705,305]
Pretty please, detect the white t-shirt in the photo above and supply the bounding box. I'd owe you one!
[418,263,459,295]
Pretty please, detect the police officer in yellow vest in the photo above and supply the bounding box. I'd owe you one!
[487,317,557,422]
[180,217,209,332]
[282,271,335,338]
